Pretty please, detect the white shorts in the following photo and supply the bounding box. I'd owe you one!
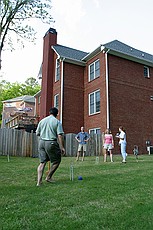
[103,143,113,150]
[78,144,87,152]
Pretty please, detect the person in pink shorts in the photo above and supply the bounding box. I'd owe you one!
[103,128,114,162]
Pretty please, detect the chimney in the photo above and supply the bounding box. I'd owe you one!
[40,28,57,119]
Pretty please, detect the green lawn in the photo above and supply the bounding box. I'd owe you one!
[1,154,153,230]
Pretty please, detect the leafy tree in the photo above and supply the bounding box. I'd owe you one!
[21,77,41,95]
[0,0,53,69]
[0,77,41,121]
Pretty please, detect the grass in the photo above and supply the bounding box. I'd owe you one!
[1,154,153,230]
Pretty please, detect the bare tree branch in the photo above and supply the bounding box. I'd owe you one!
[0,0,54,69]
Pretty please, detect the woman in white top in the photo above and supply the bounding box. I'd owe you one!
[116,126,127,163]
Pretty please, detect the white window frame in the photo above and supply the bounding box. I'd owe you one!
[54,94,59,109]
[89,128,101,135]
[38,96,41,104]
[55,59,60,82]
[144,66,150,78]
[88,59,100,82]
[89,89,100,115]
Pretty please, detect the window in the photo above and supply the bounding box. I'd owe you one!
[89,59,100,81]
[89,90,100,115]
[55,59,60,81]
[144,66,150,78]
[54,94,59,109]
[38,96,41,104]
[89,128,101,135]
[5,102,16,107]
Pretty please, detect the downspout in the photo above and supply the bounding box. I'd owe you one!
[105,49,110,129]
[60,58,65,123]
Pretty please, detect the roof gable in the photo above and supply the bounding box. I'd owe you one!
[103,40,153,64]
[82,40,153,66]
[52,44,88,62]
[3,95,35,103]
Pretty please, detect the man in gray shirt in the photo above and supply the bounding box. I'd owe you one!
[36,107,65,186]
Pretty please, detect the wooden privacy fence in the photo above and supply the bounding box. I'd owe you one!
[0,129,104,157]
[0,128,38,157]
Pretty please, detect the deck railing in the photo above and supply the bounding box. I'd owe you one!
[5,115,39,129]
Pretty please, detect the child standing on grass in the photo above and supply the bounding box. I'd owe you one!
[133,145,139,161]
[116,126,127,163]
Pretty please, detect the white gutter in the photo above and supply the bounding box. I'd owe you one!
[60,58,65,123]
[105,49,110,129]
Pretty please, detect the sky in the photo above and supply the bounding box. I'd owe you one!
[1,0,153,83]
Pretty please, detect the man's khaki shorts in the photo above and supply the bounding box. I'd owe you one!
[38,140,61,164]
[78,144,87,152]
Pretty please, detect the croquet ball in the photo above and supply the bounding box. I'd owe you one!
[78,176,83,180]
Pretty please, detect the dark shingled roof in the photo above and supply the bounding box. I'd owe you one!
[103,40,153,63]
[53,40,153,65]
[3,95,35,103]
[52,44,89,61]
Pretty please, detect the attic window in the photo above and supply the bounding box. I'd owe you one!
[144,66,150,78]
[89,59,100,82]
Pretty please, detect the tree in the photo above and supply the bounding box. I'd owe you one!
[0,0,53,69]
[21,77,41,95]
[0,77,41,121]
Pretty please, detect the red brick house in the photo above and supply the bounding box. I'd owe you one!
[38,28,153,154]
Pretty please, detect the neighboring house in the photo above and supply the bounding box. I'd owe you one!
[38,28,153,154]
[2,95,38,132]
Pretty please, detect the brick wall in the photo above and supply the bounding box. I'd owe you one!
[62,62,84,133]
[84,52,107,133]
[108,55,153,154]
